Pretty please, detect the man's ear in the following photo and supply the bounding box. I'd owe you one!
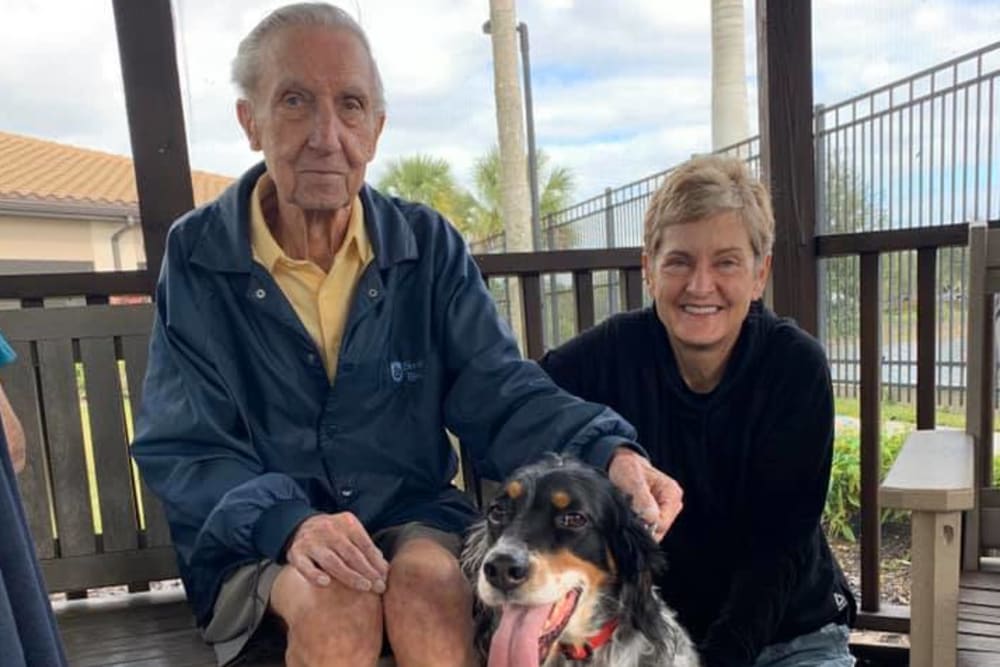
[236,99,261,151]
[367,111,387,160]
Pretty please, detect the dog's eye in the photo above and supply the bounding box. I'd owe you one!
[487,504,508,524]
[557,512,588,529]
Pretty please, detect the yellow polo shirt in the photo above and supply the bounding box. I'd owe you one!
[249,174,373,382]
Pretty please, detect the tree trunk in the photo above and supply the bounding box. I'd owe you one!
[711,0,750,150]
[488,0,531,350]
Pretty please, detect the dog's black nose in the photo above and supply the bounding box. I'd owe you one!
[483,551,531,592]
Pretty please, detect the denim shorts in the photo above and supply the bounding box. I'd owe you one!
[754,623,855,667]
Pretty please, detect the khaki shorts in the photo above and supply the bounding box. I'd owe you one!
[203,522,462,666]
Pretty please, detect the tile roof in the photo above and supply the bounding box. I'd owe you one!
[0,130,234,209]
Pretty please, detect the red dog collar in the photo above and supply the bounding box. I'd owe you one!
[558,618,619,661]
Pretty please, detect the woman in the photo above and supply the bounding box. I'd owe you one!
[540,154,856,667]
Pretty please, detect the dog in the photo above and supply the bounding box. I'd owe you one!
[462,456,700,667]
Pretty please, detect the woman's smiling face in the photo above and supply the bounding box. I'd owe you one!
[643,211,770,364]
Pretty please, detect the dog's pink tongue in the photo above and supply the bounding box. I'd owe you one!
[488,603,551,667]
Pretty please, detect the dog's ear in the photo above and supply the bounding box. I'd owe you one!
[608,488,666,586]
[461,517,499,662]
[609,489,670,639]
[460,517,491,581]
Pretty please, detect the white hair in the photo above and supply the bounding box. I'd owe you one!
[231,2,386,112]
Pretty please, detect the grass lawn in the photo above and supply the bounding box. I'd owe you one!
[833,395,976,429]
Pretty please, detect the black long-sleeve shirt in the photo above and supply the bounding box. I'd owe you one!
[540,302,855,667]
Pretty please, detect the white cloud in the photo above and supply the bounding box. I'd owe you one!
[1,0,996,208]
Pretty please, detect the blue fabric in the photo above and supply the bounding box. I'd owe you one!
[132,162,640,626]
[753,623,854,667]
[0,331,15,367]
[0,415,68,666]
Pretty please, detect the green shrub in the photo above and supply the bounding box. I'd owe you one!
[825,431,861,541]
[823,424,911,542]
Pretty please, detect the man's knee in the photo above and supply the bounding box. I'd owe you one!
[271,565,383,659]
[385,538,471,608]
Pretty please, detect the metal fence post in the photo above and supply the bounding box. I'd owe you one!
[815,104,830,387]
[546,215,559,346]
[605,187,618,315]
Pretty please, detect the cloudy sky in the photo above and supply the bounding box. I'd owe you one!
[1,0,998,201]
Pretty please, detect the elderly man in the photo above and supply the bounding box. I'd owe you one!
[132,4,681,667]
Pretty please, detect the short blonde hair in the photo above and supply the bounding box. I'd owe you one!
[643,154,774,260]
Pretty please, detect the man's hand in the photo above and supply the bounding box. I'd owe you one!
[608,448,683,541]
[285,512,390,594]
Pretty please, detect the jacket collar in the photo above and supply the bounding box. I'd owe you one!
[190,162,418,273]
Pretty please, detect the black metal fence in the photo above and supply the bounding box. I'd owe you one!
[473,41,1000,409]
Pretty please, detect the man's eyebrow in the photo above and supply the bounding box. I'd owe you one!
[271,78,310,95]
[338,85,371,100]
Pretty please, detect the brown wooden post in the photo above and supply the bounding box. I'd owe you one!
[623,268,644,311]
[572,270,596,333]
[916,248,937,429]
[113,0,195,289]
[755,0,818,335]
[520,273,544,360]
[859,252,882,611]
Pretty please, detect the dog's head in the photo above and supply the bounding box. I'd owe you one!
[462,456,667,667]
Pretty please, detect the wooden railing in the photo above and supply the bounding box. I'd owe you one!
[817,220,999,633]
[475,248,642,359]
[3,225,998,634]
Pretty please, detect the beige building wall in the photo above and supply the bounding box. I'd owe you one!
[0,214,146,271]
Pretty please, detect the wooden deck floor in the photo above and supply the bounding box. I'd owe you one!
[51,580,1000,667]
[53,589,401,666]
[54,589,226,667]
[959,570,1000,667]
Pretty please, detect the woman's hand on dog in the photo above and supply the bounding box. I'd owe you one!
[285,512,390,594]
[608,448,684,541]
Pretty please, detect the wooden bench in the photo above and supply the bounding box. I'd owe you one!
[0,303,226,666]
[0,302,416,665]
[880,429,975,667]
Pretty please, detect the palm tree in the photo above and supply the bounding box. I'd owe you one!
[711,0,750,150]
[377,155,475,232]
[487,0,532,253]
[470,146,576,248]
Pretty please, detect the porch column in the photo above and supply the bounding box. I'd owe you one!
[113,0,194,288]
[755,0,818,335]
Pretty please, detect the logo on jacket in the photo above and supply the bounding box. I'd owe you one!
[834,592,848,611]
[389,360,424,383]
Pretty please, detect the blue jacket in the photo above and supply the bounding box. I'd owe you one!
[132,163,638,626]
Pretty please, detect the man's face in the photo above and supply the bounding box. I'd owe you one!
[237,25,385,213]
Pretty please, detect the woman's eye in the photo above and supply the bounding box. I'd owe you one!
[557,512,588,529]
[282,94,303,108]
